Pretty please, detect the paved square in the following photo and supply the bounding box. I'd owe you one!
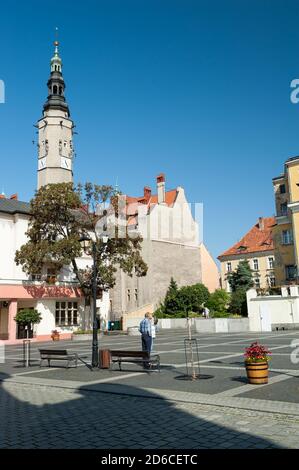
[1,329,299,448]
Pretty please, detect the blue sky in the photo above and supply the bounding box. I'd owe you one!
[1,0,299,261]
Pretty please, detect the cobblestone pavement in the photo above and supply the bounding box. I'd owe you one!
[0,381,299,449]
[1,330,299,449]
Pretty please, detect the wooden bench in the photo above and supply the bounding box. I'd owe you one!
[39,349,78,368]
[109,350,160,372]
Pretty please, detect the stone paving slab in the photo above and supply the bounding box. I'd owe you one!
[0,380,299,449]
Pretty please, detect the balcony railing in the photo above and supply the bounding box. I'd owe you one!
[0,277,80,286]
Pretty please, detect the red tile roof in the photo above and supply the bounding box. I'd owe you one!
[218,217,275,259]
[124,189,178,226]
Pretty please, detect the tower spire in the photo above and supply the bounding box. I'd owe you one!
[43,30,70,117]
[37,34,74,189]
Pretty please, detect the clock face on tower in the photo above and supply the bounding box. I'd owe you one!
[38,157,47,170]
[60,157,71,169]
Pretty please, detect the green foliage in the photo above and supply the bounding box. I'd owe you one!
[15,182,148,299]
[229,288,248,316]
[179,284,210,313]
[158,279,210,317]
[14,309,42,325]
[226,260,254,292]
[206,289,230,313]
[166,277,179,296]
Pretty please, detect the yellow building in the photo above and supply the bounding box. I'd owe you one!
[272,156,299,285]
[218,217,276,292]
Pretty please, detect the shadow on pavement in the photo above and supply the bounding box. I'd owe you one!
[0,371,283,449]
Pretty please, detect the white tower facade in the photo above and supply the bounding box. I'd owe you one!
[37,40,74,189]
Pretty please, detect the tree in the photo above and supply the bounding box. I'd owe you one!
[163,278,181,314]
[226,260,254,292]
[15,182,148,304]
[14,309,42,326]
[179,284,210,313]
[226,260,254,317]
[206,289,230,313]
[166,277,179,297]
[162,281,210,316]
[229,288,248,316]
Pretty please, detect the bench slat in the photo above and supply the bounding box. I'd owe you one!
[39,349,68,355]
[110,350,149,358]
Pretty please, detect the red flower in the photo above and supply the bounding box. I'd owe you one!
[244,342,271,363]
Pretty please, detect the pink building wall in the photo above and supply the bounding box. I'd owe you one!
[200,244,220,292]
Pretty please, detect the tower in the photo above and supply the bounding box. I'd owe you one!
[37,38,74,189]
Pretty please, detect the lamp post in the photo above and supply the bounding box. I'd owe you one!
[80,234,108,368]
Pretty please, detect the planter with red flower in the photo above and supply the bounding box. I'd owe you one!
[51,330,60,341]
[244,342,271,384]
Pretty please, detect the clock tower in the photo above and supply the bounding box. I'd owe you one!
[37,39,74,189]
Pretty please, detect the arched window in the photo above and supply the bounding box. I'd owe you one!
[53,85,58,94]
[59,86,62,95]
[55,65,57,71]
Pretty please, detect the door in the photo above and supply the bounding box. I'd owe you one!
[0,306,8,340]
[259,304,272,332]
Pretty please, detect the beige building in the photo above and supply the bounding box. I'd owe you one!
[110,174,220,320]
[218,217,276,292]
[272,156,299,285]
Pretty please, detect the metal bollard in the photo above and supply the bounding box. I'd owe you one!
[23,339,31,367]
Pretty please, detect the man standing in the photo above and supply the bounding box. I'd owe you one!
[203,306,210,319]
[139,312,153,367]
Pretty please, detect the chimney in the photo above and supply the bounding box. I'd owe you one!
[258,217,264,231]
[156,173,166,204]
[144,186,151,202]
[10,193,18,200]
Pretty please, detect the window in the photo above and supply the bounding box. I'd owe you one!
[127,289,131,303]
[46,268,57,284]
[226,262,232,272]
[134,288,138,302]
[268,257,274,269]
[280,184,286,194]
[286,265,297,280]
[253,259,259,270]
[55,301,78,326]
[254,277,260,288]
[30,274,42,282]
[282,230,293,245]
[269,276,276,287]
[280,202,288,216]
[53,85,58,95]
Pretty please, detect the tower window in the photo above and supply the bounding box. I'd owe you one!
[53,85,58,94]
[59,86,62,95]
[55,65,57,71]
[280,184,286,194]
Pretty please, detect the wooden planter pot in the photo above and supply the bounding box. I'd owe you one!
[245,361,269,384]
[51,335,60,341]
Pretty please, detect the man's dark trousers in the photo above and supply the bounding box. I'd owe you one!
[141,333,152,368]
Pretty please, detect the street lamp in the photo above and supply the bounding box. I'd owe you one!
[80,233,108,368]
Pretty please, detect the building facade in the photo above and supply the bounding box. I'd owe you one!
[218,217,276,292]
[110,174,219,320]
[272,157,299,285]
